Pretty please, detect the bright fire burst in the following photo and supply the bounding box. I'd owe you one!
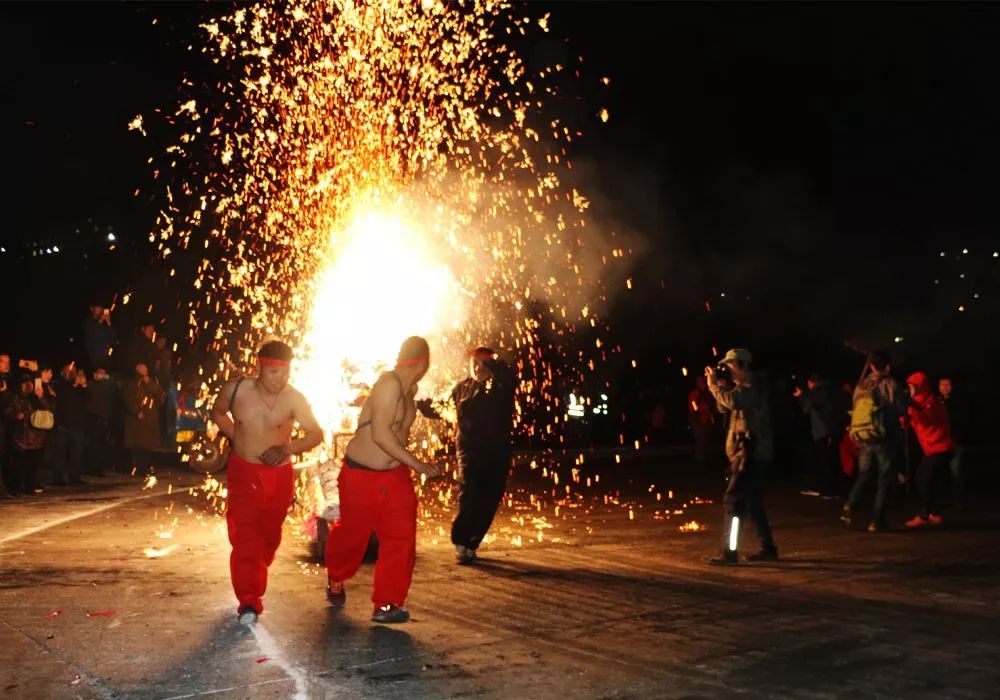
[135,0,630,459]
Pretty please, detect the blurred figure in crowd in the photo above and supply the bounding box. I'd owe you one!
[82,303,117,372]
[52,362,88,485]
[795,373,842,498]
[3,373,50,495]
[688,376,716,464]
[123,363,165,473]
[938,375,969,510]
[904,372,954,528]
[842,351,908,532]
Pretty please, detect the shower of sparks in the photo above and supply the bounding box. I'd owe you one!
[131,1,725,548]
[135,0,629,456]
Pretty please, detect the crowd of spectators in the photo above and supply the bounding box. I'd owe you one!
[0,304,190,497]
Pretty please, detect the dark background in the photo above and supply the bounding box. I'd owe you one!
[1,2,997,441]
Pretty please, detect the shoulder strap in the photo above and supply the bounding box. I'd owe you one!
[229,377,244,419]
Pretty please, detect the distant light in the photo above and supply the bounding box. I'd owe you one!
[959,273,965,279]
[0,247,5,253]
[52,246,60,253]
[600,393,608,401]
[45,248,52,254]
[939,251,946,257]
[893,336,904,343]
[994,251,999,258]
[974,293,980,299]
[107,233,116,242]
[720,292,726,297]
[962,248,969,254]
[958,305,966,312]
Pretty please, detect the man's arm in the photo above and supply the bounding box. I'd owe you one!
[705,367,741,412]
[370,376,441,476]
[289,392,324,455]
[209,380,237,441]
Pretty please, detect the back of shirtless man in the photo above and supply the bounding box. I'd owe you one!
[324,336,442,624]
[210,340,323,626]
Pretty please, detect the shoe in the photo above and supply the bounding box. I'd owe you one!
[840,506,853,527]
[905,515,930,528]
[371,604,410,624]
[867,522,888,533]
[454,544,476,565]
[746,546,779,562]
[326,579,346,608]
[708,550,739,567]
[237,606,258,626]
[800,489,821,497]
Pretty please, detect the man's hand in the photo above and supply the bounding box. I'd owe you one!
[411,460,443,477]
[259,444,290,466]
[704,366,716,381]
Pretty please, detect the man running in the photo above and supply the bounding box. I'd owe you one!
[449,347,516,564]
[324,336,442,624]
[211,341,323,626]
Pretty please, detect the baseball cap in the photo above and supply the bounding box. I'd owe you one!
[720,348,752,366]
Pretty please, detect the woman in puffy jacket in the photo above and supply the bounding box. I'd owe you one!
[3,373,51,495]
[904,371,954,528]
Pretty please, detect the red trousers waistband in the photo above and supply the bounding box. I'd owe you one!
[228,452,291,470]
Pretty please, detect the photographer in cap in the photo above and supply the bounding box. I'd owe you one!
[704,348,778,565]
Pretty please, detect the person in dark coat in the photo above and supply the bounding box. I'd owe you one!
[123,363,165,473]
[50,363,89,484]
[3,373,51,495]
[446,347,517,564]
[938,376,969,510]
[122,322,158,377]
[82,304,117,372]
[84,366,115,475]
[795,374,843,498]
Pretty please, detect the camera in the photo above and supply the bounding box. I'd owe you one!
[714,362,733,384]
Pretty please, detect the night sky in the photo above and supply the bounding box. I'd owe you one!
[2,2,997,381]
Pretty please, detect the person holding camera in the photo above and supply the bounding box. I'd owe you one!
[705,348,778,566]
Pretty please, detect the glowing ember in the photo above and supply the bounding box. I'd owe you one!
[678,521,705,533]
[143,475,158,490]
[144,545,178,558]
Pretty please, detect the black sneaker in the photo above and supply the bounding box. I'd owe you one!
[326,579,346,608]
[746,546,779,562]
[237,606,258,627]
[371,604,410,624]
[709,550,739,567]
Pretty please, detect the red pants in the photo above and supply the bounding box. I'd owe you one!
[325,462,417,609]
[226,453,294,614]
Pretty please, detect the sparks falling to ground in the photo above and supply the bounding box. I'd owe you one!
[135,0,631,452]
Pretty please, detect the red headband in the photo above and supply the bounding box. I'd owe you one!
[258,357,291,368]
[396,354,429,367]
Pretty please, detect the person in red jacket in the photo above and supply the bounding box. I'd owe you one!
[904,371,954,528]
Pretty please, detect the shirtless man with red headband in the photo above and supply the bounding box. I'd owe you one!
[324,335,442,624]
[211,340,323,626]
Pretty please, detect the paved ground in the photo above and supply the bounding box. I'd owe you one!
[1,452,998,699]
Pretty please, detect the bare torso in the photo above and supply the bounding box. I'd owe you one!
[227,379,303,464]
[345,372,418,470]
